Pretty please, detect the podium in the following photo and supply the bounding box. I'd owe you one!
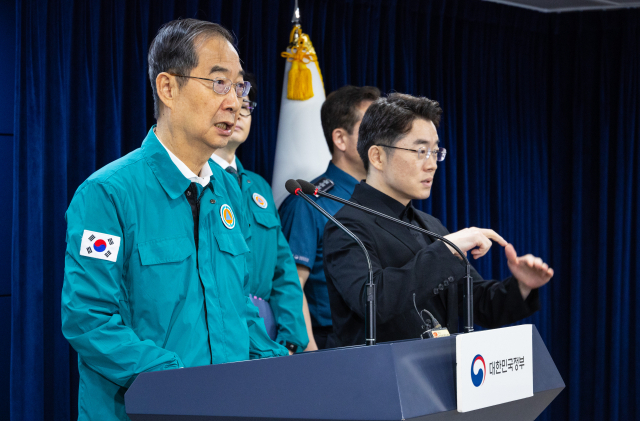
[126,325,563,420]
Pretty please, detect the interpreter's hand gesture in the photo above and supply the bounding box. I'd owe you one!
[443,227,508,259]
[505,244,554,299]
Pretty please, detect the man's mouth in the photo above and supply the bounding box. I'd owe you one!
[213,122,235,135]
[214,122,232,131]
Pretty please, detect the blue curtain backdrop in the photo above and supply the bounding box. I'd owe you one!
[11,0,639,420]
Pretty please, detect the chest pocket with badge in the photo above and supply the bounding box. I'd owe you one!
[209,209,251,299]
[250,190,279,229]
[212,202,250,256]
[213,230,250,256]
[252,209,280,230]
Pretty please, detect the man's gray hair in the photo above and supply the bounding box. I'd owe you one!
[148,19,235,119]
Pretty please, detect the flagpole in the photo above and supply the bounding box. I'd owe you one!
[271,2,331,207]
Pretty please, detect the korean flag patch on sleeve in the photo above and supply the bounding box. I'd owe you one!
[79,230,121,262]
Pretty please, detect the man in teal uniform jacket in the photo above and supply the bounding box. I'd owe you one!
[211,74,308,354]
[61,20,287,421]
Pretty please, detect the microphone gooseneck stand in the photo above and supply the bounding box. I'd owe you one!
[296,179,475,334]
[285,180,377,345]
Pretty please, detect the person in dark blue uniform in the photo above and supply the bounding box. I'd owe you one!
[278,86,380,350]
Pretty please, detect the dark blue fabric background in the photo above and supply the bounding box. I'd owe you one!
[10,0,640,420]
[0,1,16,419]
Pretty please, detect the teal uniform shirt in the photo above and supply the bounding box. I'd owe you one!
[61,128,288,421]
[210,157,308,352]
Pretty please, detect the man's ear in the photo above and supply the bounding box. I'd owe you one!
[332,128,348,153]
[368,145,385,171]
[156,72,178,114]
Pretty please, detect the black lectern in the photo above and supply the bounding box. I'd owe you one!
[126,326,563,420]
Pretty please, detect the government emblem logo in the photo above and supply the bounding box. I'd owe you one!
[471,354,486,387]
[252,193,268,209]
[220,204,236,229]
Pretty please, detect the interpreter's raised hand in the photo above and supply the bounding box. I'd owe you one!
[443,227,508,260]
[505,243,554,299]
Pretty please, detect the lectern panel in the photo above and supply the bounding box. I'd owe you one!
[126,325,564,420]
[127,344,403,420]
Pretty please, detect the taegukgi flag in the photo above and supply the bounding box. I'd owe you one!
[79,230,121,262]
[271,6,331,207]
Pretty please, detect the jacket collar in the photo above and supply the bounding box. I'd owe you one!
[355,181,408,217]
[142,127,192,200]
[324,162,360,196]
[210,152,238,171]
[158,137,212,187]
[228,158,253,193]
[235,158,250,192]
[142,126,220,199]
[235,158,246,175]
[351,182,423,255]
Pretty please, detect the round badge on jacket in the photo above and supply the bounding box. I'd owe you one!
[252,193,268,209]
[220,204,236,229]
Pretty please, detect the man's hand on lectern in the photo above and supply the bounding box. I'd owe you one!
[505,244,554,300]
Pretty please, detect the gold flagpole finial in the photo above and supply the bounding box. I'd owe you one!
[282,0,324,100]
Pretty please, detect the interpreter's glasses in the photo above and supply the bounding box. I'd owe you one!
[239,100,257,117]
[376,144,447,162]
[168,73,252,97]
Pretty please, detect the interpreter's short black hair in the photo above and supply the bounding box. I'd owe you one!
[148,19,236,119]
[321,85,381,154]
[357,93,443,172]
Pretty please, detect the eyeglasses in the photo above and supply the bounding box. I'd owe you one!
[239,100,257,117]
[375,144,447,162]
[168,73,251,98]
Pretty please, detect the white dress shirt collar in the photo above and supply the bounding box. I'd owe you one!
[155,132,212,187]
[210,152,238,171]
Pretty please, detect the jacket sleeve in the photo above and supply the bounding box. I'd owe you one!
[323,215,467,324]
[61,181,183,389]
[278,195,319,269]
[270,220,309,352]
[425,218,540,328]
[244,296,290,359]
[240,188,290,359]
[465,270,540,328]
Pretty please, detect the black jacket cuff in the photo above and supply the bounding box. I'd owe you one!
[503,276,540,319]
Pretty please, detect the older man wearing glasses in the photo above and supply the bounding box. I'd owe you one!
[211,74,309,355]
[61,19,288,421]
[323,93,554,347]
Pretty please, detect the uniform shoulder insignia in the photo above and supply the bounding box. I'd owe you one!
[313,177,335,194]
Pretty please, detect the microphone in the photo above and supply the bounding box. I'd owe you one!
[285,180,377,345]
[297,179,474,334]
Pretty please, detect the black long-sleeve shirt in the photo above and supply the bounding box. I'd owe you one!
[323,182,539,347]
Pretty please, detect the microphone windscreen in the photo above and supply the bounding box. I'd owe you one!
[296,179,316,195]
[285,179,302,194]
